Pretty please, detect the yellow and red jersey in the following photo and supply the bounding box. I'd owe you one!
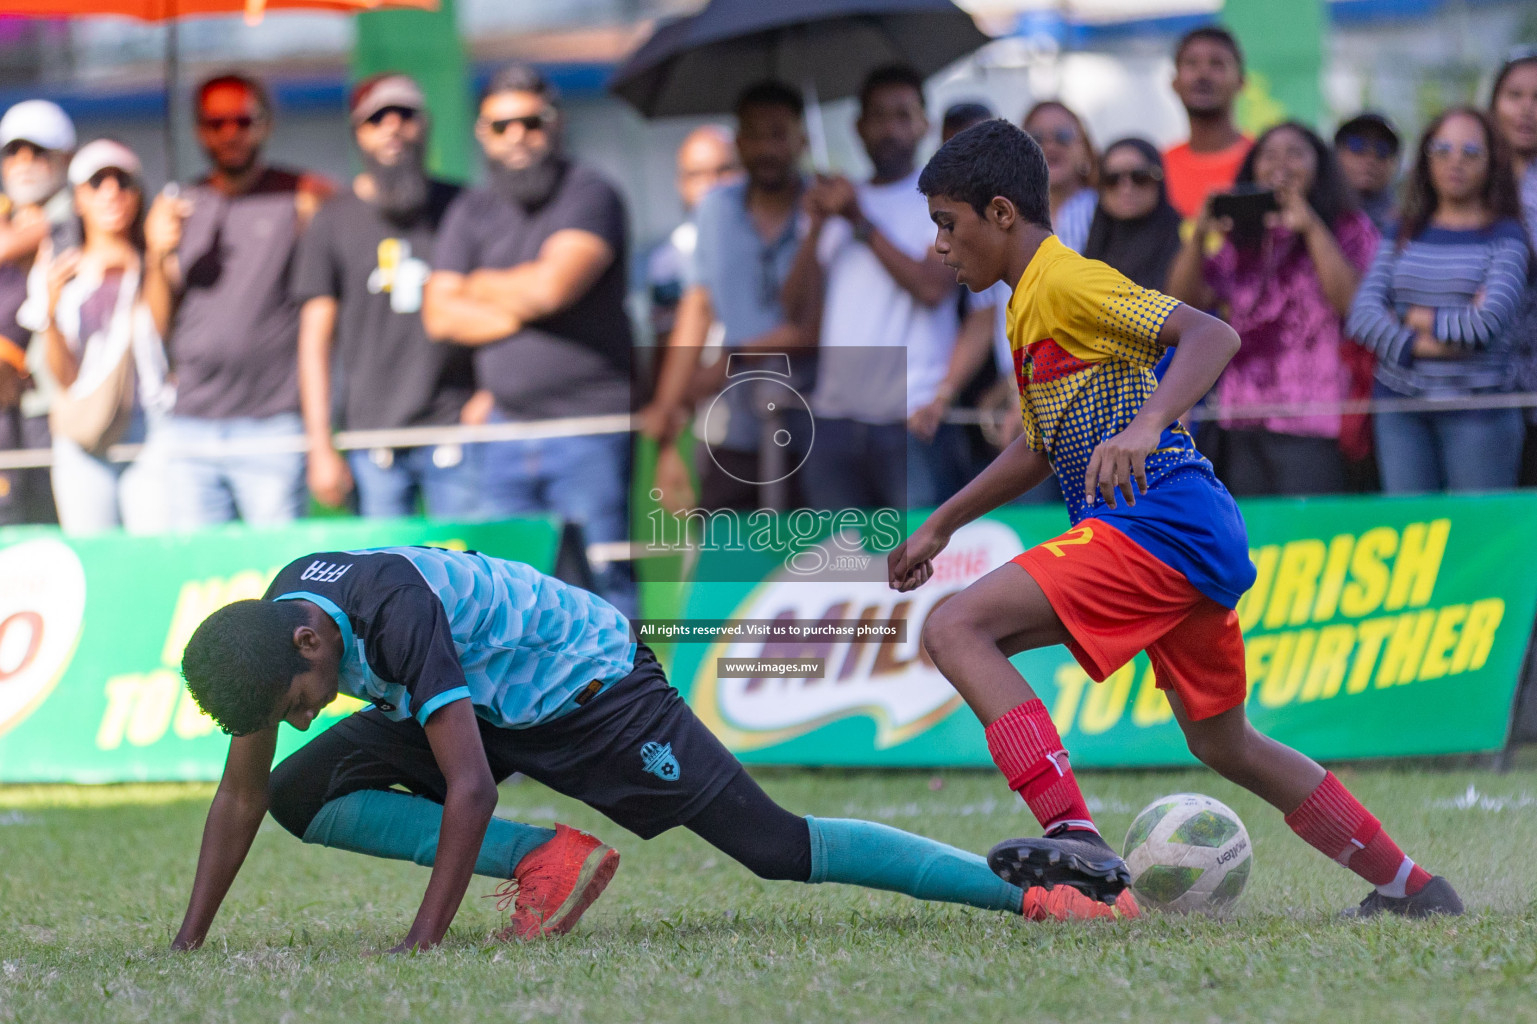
[1004,236,1255,608]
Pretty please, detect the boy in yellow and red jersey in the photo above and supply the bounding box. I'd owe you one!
[892,119,1462,918]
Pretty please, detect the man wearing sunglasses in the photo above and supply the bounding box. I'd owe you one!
[143,72,333,529]
[1334,112,1401,237]
[291,73,476,521]
[423,64,635,616]
[0,99,76,528]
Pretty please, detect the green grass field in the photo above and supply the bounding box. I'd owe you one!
[2,760,1535,1024]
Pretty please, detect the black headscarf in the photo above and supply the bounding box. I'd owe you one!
[1082,138,1184,290]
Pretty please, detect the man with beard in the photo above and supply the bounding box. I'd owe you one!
[1162,26,1251,220]
[291,74,476,519]
[423,64,635,616]
[781,64,970,511]
[642,82,811,512]
[0,99,74,525]
[143,73,332,528]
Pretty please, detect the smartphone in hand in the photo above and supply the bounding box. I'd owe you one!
[1210,185,1277,243]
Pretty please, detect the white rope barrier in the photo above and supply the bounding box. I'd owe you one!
[0,413,635,471]
[3,394,1537,472]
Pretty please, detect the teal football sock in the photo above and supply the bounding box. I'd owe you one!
[805,816,1024,913]
[302,789,556,879]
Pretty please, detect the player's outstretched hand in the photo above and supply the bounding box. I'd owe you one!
[1084,422,1160,509]
[888,522,949,593]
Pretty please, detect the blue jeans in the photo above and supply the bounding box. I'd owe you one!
[162,412,307,529]
[907,423,971,509]
[51,409,170,534]
[801,418,908,511]
[802,418,969,510]
[347,445,480,520]
[1374,405,1524,493]
[479,410,636,618]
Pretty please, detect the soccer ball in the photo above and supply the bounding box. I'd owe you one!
[1121,793,1252,914]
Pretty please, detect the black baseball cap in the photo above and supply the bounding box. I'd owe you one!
[1334,112,1400,152]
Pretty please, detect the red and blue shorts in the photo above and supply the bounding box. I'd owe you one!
[1011,519,1247,721]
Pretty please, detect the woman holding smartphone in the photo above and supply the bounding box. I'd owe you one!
[21,139,171,532]
[1346,107,1529,493]
[1167,121,1378,496]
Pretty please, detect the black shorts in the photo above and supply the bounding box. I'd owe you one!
[268,644,745,841]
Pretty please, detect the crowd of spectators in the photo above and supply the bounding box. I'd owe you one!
[0,29,1534,548]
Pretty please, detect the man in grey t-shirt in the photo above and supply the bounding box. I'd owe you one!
[423,65,635,616]
[291,74,474,521]
[144,73,332,528]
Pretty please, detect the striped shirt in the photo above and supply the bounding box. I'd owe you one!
[1345,220,1530,397]
[1054,188,1096,254]
[1512,163,1537,415]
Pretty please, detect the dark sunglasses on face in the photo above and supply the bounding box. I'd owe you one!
[85,168,136,191]
[487,112,553,136]
[364,105,419,127]
[1102,167,1161,188]
[1428,140,1486,160]
[1341,136,1395,159]
[199,115,257,132]
[1030,128,1077,147]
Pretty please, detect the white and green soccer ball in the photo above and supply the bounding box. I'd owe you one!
[1122,793,1252,914]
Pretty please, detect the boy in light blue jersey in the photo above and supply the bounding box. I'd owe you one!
[170,546,1125,955]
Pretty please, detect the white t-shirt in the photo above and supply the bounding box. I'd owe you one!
[811,170,958,422]
[19,260,171,414]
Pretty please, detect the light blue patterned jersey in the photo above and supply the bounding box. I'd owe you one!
[265,547,637,729]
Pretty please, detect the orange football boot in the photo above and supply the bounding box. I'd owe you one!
[1021,885,1141,921]
[490,823,620,940]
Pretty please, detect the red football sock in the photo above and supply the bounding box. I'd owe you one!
[1284,772,1432,897]
[984,699,1097,835]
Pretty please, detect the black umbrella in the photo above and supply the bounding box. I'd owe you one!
[609,0,991,164]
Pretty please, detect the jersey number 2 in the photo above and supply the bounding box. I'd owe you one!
[1042,525,1094,557]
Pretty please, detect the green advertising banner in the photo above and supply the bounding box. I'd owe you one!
[671,494,1537,768]
[0,518,560,783]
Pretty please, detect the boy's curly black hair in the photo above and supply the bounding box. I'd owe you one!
[917,118,1053,230]
[182,599,310,736]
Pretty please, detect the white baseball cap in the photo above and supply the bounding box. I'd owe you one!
[68,139,141,187]
[0,100,76,153]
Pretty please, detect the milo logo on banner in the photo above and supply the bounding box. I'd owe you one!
[0,538,86,737]
[689,520,1023,750]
